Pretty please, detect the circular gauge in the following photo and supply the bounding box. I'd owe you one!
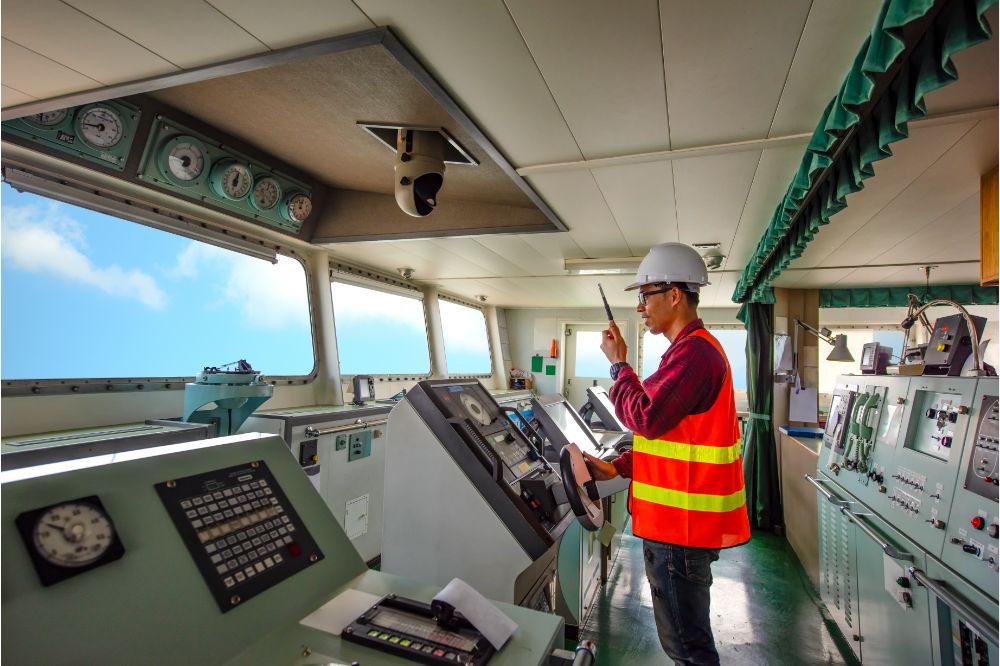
[281,192,313,224]
[27,109,69,127]
[460,393,493,427]
[77,105,124,148]
[32,500,116,568]
[160,137,207,185]
[209,160,253,201]
[251,176,282,211]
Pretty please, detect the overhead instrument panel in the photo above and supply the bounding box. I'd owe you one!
[138,117,314,234]
[154,459,323,613]
[2,99,140,171]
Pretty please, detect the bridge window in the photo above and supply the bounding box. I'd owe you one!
[640,328,748,390]
[0,183,314,380]
[331,280,429,375]
[438,300,492,375]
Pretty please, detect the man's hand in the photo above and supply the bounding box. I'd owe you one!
[601,321,628,364]
[583,451,619,481]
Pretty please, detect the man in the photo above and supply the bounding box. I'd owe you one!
[584,242,750,666]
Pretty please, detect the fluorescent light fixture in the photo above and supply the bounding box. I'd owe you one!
[564,257,642,275]
[4,167,278,263]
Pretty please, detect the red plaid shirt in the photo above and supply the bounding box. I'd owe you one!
[610,319,729,479]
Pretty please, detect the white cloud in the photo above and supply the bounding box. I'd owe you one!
[439,300,490,352]
[331,281,427,333]
[1,201,167,310]
[224,254,310,329]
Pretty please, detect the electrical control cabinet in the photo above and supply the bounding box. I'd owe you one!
[241,405,391,565]
[812,374,999,665]
[1,433,565,665]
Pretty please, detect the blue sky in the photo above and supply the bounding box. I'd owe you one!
[1,183,313,379]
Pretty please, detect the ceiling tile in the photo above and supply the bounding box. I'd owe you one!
[591,161,677,251]
[793,119,980,268]
[427,238,530,278]
[472,235,568,276]
[525,171,631,256]
[2,85,36,107]
[768,0,883,136]
[661,0,812,148]
[871,195,981,266]
[1,39,100,101]
[64,0,267,69]
[3,0,177,87]
[672,150,761,250]
[504,0,669,158]
[208,0,373,49]
[355,0,583,167]
[815,119,996,268]
[725,142,807,267]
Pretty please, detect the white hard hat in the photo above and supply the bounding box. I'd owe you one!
[625,242,711,291]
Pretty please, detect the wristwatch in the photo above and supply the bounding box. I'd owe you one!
[610,361,630,380]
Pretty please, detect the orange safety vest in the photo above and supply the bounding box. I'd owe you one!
[629,329,751,549]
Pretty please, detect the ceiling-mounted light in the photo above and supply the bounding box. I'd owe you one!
[474,295,487,303]
[397,267,414,280]
[564,257,643,275]
[694,242,726,271]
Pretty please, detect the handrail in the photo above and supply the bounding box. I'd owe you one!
[841,506,914,562]
[304,418,388,438]
[804,474,850,507]
[909,567,999,645]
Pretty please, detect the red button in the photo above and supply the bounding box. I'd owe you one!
[287,542,302,556]
[971,517,985,530]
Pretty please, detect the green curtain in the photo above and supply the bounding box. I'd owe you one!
[740,303,782,531]
[820,284,999,308]
[733,0,996,305]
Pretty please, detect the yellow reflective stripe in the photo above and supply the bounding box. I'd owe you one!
[633,435,742,465]
[633,481,746,513]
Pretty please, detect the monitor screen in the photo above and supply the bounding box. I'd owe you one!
[587,387,627,431]
[861,344,875,368]
[540,400,601,456]
[824,394,844,439]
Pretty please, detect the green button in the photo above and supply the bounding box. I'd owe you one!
[400,639,412,647]
[367,630,380,637]
[389,636,401,644]
[379,633,390,640]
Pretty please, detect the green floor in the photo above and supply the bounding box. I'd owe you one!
[578,527,860,665]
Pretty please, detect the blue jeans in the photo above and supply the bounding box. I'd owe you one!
[642,539,721,666]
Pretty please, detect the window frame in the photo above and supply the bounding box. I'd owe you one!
[330,272,433,382]
[1,191,319,396]
[437,293,494,380]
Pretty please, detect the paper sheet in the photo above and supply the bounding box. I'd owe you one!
[789,378,818,423]
[300,588,382,635]
[433,578,518,650]
[774,334,794,372]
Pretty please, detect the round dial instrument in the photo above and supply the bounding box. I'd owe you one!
[210,160,253,200]
[162,138,207,184]
[32,501,116,567]
[282,192,313,224]
[460,393,493,427]
[27,109,69,127]
[251,177,282,211]
[77,106,124,148]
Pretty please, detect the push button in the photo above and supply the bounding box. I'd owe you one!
[971,517,985,530]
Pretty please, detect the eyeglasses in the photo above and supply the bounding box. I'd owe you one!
[638,286,672,305]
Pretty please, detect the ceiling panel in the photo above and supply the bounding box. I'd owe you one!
[817,119,996,268]
[872,194,981,265]
[1,86,35,107]
[472,235,568,276]
[513,231,589,264]
[591,161,677,251]
[525,171,631,257]
[876,262,981,286]
[356,0,583,167]
[922,6,998,116]
[725,143,808,267]
[426,238,531,277]
[0,39,100,99]
[505,0,669,158]
[3,0,178,87]
[672,150,761,249]
[774,268,856,289]
[660,0,812,148]
[768,0,883,136]
[64,0,267,69]
[792,119,979,268]
[209,0,373,49]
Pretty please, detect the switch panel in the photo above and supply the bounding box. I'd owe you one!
[348,431,372,462]
[335,435,348,451]
[298,439,318,467]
